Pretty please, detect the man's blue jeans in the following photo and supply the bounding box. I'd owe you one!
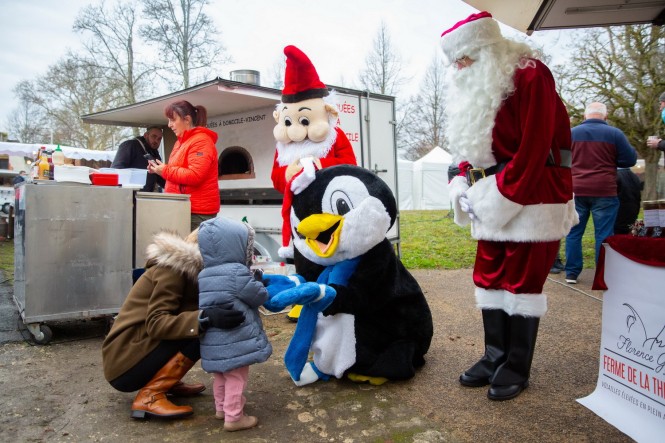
[565,196,619,278]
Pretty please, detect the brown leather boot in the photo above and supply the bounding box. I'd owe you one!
[168,381,206,397]
[130,352,196,419]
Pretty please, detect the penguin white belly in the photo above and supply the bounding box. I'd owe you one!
[312,313,356,378]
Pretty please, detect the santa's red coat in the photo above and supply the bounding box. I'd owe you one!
[450,59,577,243]
[448,59,578,317]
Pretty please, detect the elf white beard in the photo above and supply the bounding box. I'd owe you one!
[275,115,339,166]
[444,42,535,168]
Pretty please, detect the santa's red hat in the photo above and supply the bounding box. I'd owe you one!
[440,11,503,64]
[281,45,329,104]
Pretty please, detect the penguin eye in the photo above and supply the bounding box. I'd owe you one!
[284,116,292,126]
[330,190,353,215]
[299,116,310,126]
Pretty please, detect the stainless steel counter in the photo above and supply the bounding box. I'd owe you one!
[13,183,190,343]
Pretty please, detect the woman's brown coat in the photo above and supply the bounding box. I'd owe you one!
[102,232,203,382]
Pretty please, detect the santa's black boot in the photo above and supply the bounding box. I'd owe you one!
[459,309,509,387]
[487,315,540,401]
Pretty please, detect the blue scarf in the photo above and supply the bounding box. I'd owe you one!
[285,257,360,382]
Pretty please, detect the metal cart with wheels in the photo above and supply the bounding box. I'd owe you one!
[13,182,134,344]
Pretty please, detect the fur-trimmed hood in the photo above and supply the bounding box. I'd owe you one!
[145,231,203,280]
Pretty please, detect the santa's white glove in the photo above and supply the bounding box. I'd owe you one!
[291,156,317,195]
[459,193,476,221]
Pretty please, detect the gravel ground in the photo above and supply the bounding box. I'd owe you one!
[0,268,633,442]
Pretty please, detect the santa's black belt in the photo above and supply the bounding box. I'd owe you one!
[466,162,507,185]
[465,149,571,185]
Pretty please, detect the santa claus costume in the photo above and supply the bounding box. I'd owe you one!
[270,45,357,259]
[440,12,578,400]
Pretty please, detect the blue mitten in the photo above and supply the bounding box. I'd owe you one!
[284,284,337,383]
[262,274,305,298]
[264,282,326,312]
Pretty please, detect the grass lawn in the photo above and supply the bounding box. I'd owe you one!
[0,239,14,283]
[398,210,597,270]
[0,210,598,282]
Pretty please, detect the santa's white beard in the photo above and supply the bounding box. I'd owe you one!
[275,115,339,166]
[444,43,533,168]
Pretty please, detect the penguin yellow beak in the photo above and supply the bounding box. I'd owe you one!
[297,213,344,258]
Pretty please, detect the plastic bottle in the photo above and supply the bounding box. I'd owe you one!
[47,151,54,180]
[31,147,45,180]
[37,150,50,180]
[52,144,65,166]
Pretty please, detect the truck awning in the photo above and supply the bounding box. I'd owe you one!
[463,0,665,34]
[81,78,282,128]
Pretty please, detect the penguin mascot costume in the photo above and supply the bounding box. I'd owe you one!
[263,164,433,386]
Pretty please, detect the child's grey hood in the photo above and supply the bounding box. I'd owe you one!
[198,217,254,267]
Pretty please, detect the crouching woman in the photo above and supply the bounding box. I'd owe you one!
[102,229,244,419]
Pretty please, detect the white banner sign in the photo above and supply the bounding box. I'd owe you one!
[577,245,665,442]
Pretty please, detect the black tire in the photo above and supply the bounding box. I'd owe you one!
[32,324,53,345]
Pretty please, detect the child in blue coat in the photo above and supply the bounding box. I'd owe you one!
[197,217,272,432]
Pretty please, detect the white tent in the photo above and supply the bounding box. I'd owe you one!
[0,142,117,162]
[397,158,414,210]
[412,146,452,210]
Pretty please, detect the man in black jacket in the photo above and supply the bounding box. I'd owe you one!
[111,126,166,192]
[614,167,643,234]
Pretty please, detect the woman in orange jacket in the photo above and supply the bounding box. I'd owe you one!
[149,100,220,230]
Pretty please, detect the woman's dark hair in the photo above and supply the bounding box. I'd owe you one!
[164,100,208,127]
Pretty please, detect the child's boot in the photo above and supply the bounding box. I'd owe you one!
[224,415,258,432]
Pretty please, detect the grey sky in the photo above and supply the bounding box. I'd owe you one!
[0,0,569,142]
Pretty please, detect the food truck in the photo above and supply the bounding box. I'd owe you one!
[12,74,398,344]
[81,74,400,262]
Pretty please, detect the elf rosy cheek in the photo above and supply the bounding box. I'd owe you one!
[307,120,330,143]
[273,122,291,143]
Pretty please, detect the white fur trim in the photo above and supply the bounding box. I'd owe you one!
[465,175,522,232]
[440,16,503,64]
[278,244,294,259]
[312,313,356,378]
[449,175,472,226]
[145,231,202,280]
[475,287,547,317]
[465,175,578,241]
[288,275,301,286]
[475,287,505,310]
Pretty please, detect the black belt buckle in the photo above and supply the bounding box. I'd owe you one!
[466,168,486,185]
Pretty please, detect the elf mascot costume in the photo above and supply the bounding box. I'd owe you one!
[263,165,433,386]
[271,45,357,321]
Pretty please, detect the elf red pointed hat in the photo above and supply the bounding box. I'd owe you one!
[440,11,503,64]
[281,45,329,104]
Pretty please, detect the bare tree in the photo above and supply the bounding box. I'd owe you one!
[6,86,50,143]
[140,0,231,88]
[554,25,665,199]
[14,53,128,150]
[359,21,407,96]
[73,0,157,107]
[266,56,286,90]
[400,53,447,161]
